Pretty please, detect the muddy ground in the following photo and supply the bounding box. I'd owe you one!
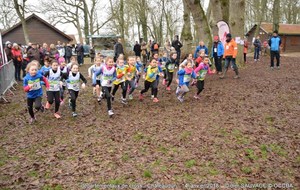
[0,54,299,190]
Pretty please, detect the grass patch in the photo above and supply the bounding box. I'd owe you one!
[245,148,258,160]
[158,145,168,154]
[265,115,275,125]
[185,159,196,168]
[269,144,287,157]
[107,178,126,185]
[260,144,268,159]
[143,170,152,178]
[180,131,191,140]
[42,185,63,190]
[121,153,129,161]
[241,167,252,174]
[133,132,144,141]
[28,170,38,178]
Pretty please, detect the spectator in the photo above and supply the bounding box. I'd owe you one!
[133,41,142,57]
[40,43,49,66]
[49,44,59,61]
[141,41,148,67]
[253,36,261,62]
[194,41,208,58]
[11,43,23,81]
[89,46,96,64]
[26,42,32,52]
[151,40,159,55]
[56,41,65,58]
[4,41,13,62]
[75,43,84,65]
[65,44,73,63]
[243,37,249,64]
[27,43,40,62]
[164,39,171,57]
[171,35,183,66]
[114,38,124,62]
[268,30,281,70]
[211,36,224,74]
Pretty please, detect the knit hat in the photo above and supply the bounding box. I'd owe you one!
[5,41,11,45]
[226,33,232,38]
[213,36,219,41]
[58,57,65,64]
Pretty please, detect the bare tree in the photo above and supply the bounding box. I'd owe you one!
[181,0,193,54]
[0,0,19,30]
[13,0,30,44]
[272,0,280,31]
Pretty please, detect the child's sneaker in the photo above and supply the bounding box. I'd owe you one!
[153,98,159,103]
[177,96,184,102]
[276,66,280,70]
[166,86,171,91]
[72,112,78,117]
[128,94,133,100]
[121,98,128,105]
[139,94,144,101]
[151,95,154,99]
[54,113,61,119]
[29,117,35,124]
[194,95,200,99]
[45,102,51,109]
[97,97,102,104]
[108,110,114,116]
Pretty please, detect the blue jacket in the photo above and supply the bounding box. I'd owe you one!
[194,45,208,58]
[136,62,143,73]
[269,36,281,51]
[211,41,224,57]
[144,65,162,80]
[177,69,197,86]
[23,73,44,99]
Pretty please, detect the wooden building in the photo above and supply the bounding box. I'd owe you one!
[1,14,73,45]
[246,23,300,52]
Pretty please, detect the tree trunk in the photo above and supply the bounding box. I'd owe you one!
[83,0,89,44]
[229,0,245,66]
[272,0,280,31]
[209,0,223,35]
[181,0,193,55]
[254,0,267,37]
[185,0,212,51]
[13,0,30,44]
[140,0,148,42]
[220,0,230,23]
[76,6,83,44]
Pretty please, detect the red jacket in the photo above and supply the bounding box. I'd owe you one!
[11,48,23,62]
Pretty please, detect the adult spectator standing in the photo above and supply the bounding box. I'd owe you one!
[76,42,84,65]
[114,38,124,62]
[243,37,249,64]
[171,35,183,66]
[141,41,148,67]
[194,41,208,58]
[11,43,23,81]
[211,36,224,75]
[4,41,13,62]
[253,36,261,62]
[89,46,96,64]
[49,44,59,61]
[65,44,73,63]
[56,41,65,58]
[151,40,159,55]
[26,42,32,52]
[164,39,171,57]
[220,33,239,79]
[268,30,281,70]
[40,43,49,66]
[133,41,142,57]
[27,43,40,62]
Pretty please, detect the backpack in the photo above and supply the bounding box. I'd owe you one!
[154,43,159,50]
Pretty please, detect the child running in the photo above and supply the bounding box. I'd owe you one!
[59,57,68,105]
[88,57,103,102]
[176,61,197,102]
[23,62,50,124]
[93,56,116,116]
[44,60,62,118]
[139,59,163,103]
[135,56,143,88]
[40,56,51,75]
[193,56,215,99]
[125,56,138,100]
[111,59,127,104]
[165,52,177,91]
[61,63,87,117]
[159,51,169,86]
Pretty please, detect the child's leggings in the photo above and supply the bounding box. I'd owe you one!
[112,82,126,99]
[69,89,79,112]
[141,80,158,98]
[27,96,42,118]
[47,91,60,113]
[196,80,205,95]
[102,86,112,111]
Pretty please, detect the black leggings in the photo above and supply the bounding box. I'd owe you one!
[163,70,167,80]
[196,80,205,95]
[213,56,222,72]
[69,90,79,112]
[47,91,60,113]
[27,96,42,118]
[60,86,66,100]
[166,71,173,87]
[112,82,126,99]
[102,86,112,111]
[141,80,158,98]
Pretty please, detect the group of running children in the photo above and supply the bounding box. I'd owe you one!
[23,48,214,123]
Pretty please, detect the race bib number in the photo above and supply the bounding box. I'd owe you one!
[226,45,229,50]
[183,75,191,82]
[168,64,175,70]
[214,48,217,53]
[28,79,41,91]
[49,81,59,91]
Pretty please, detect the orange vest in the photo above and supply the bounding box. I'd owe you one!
[224,39,238,58]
